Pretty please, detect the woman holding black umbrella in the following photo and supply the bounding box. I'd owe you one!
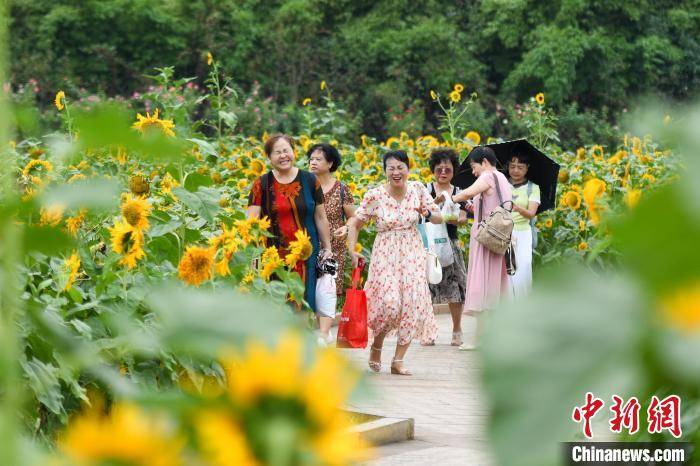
[507,152,540,298]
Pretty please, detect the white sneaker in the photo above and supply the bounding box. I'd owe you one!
[316,336,328,347]
[458,343,477,351]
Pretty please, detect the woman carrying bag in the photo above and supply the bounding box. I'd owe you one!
[451,146,512,350]
[347,150,441,375]
[425,148,469,346]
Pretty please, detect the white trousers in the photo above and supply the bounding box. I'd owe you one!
[508,229,533,299]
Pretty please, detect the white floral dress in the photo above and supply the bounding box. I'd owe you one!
[356,181,439,345]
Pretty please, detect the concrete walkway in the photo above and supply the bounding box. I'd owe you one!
[340,312,495,466]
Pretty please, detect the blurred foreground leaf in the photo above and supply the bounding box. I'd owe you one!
[482,266,644,466]
[72,104,187,162]
[40,178,120,212]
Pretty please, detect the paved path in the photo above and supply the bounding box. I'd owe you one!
[339,312,495,466]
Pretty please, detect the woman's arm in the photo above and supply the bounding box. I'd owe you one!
[452,177,490,203]
[342,204,356,219]
[347,216,366,268]
[513,201,539,219]
[246,205,262,219]
[314,205,333,252]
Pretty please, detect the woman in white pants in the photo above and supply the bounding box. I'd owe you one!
[507,153,540,298]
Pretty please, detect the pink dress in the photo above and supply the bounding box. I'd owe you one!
[464,170,512,312]
[356,181,439,345]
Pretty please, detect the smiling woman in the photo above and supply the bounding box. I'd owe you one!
[246,134,333,312]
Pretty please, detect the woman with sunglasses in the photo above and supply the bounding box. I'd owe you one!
[425,148,469,346]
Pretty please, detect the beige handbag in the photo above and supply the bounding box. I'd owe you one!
[475,173,514,255]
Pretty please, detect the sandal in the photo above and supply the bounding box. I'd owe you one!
[368,346,382,373]
[390,358,412,376]
[451,331,463,346]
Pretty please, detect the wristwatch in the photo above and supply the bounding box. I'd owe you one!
[425,210,432,220]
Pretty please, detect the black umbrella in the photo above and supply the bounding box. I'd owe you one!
[453,139,560,213]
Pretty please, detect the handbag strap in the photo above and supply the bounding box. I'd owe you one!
[350,258,366,290]
[479,172,511,223]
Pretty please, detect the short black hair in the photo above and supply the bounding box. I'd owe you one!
[467,146,498,166]
[307,143,341,172]
[429,148,459,172]
[383,150,410,170]
[510,152,531,166]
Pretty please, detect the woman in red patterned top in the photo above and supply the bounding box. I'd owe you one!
[247,134,333,312]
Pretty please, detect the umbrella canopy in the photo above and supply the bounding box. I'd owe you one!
[453,139,560,213]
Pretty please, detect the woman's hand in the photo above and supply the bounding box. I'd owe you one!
[350,251,360,269]
[320,248,333,261]
[414,203,431,217]
[333,225,348,237]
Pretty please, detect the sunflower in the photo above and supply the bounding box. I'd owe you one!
[558,169,569,183]
[624,188,641,209]
[160,172,179,198]
[58,403,183,466]
[544,218,553,229]
[235,218,255,245]
[63,251,81,291]
[591,145,605,160]
[22,159,53,179]
[178,246,215,286]
[562,191,582,210]
[248,159,266,177]
[129,174,150,196]
[449,90,461,103]
[284,229,313,268]
[121,194,152,231]
[55,90,65,111]
[260,246,283,281]
[236,179,249,193]
[241,270,255,285]
[641,173,656,184]
[218,333,369,465]
[454,83,464,93]
[579,220,586,231]
[194,411,259,466]
[207,52,213,66]
[66,209,87,236]
[429,90,437,100]
[40,204,65,227]
[465,131,481,145]
[354,243,362,254]
[132,109,175,137]
[535,93,545,105]
[576,147,586,160]
[302,98,311,106]
[109,220,145,269]
[68,173,86,183]
[582,178,606,225]
[578,241,588,251]
[660,281,700,332]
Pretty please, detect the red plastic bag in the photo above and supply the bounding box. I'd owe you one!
[336,259,368,349]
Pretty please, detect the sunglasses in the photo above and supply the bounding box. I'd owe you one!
[435,166,453,174]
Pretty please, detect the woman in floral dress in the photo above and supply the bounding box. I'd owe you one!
[247,134,333,312]
[347,150,441,375]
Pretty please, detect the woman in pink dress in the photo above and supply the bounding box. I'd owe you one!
[347,150,441,375]
[451,146,512,349]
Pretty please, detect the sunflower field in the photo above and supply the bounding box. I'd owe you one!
[2,51,696,466]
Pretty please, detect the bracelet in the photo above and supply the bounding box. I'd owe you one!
[425,210,432,220]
